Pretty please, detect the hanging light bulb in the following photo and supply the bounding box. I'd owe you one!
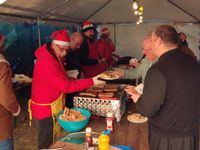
[138,11,143,16]
[139,16,143,20]
[136,21,140,25]
[139,6,144,12]
[139,19,143,23]
[134,10,139,15]
[132,0,139,10]
[0,0,6,4]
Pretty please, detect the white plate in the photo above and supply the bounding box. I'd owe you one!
[99,71,120,80]
[127,113,148,123]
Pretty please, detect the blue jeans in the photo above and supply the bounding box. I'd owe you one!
[0,137,14,150]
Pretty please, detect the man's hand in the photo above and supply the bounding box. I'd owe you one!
[125,85,141,103]
[98,58,106,64]
[92,75,105,85]
[129,58,140,67]
[131,93,141,103]
[114,68,124,77]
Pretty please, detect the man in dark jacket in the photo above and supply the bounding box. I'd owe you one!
[65,32,84,108]
[128,25,200,150]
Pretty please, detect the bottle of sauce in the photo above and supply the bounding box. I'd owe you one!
[106,112,115,133]
[98,131,110,150]
[85,127,93,149]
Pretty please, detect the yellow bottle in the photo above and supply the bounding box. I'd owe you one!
[98,131,110,150]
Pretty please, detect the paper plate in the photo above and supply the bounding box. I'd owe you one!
[127,113,148,123]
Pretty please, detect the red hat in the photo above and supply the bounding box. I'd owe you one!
[50,29,71,46]
[0,33,5,48]
[101,27,109,34]
[82,20,94,32]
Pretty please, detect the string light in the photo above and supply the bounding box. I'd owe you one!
[139,6,144,11]
[132,0,139,10]
[134,10,139,15]
[132,0,144,25]
[0,0,6,4]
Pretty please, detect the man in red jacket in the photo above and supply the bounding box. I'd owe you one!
[97,27,115,66]
[30,29,104,149]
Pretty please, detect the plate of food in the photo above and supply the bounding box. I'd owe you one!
[14,74,32,83]
[127,113,148,123]
[99,71,120,80]
[79,91,97,97]
[104,84,119,92]
[98,92,114,98]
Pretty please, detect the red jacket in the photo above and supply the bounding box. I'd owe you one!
[31,44,93,119]
[80,38,107,78]
[97,39,115,66]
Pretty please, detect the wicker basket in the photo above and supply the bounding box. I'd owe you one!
[73,90,127,122]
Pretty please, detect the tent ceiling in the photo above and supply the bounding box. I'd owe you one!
[0,0,199,24]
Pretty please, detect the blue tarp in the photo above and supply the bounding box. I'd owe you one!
[0,22,77,76]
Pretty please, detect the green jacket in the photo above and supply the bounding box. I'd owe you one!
[122,57,156,83]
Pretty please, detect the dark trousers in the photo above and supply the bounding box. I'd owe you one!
[149,127,199,150]
[35,117,53,149]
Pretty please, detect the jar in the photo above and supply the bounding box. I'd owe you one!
[106,112,115,133]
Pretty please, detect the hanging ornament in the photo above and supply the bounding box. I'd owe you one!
[132,0,139,10]
[139,6,144,11]
[132,1,144,25]
[134,10,139,15]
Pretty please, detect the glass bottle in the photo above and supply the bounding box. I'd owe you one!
[106,112,115,133]
[85,127,93,149]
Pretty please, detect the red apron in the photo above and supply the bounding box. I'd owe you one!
[82,40,107,78]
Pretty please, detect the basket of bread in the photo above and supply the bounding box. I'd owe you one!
[58,107,91,132]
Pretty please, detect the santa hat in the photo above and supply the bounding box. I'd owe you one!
[50,29,71,46]
[82,20,94,32]
[0,33,5,48]
[101,27,109,34]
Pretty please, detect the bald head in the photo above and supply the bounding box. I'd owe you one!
[70,32,83,50]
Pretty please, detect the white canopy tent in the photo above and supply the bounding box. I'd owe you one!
[0,0,199,59]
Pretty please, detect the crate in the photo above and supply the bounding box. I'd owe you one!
[73,90,127,122]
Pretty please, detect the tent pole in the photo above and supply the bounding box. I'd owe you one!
[167,0,199,22]
[114,24,116,45]
[37,18,41,47]
[84,0,112,21]
[39,0,70,19]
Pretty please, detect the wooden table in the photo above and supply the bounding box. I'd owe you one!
[58,100,149,150]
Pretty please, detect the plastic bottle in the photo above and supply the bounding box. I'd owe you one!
[106,112,115,133]
[98,130,110,150]
[85,127,93,149]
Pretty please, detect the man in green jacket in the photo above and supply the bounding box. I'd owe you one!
[116,35,157,83]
